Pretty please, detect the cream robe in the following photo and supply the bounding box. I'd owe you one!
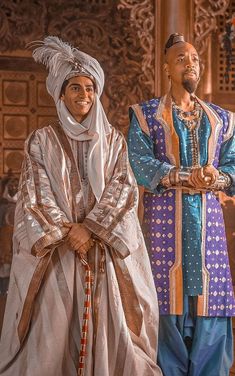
[0,122,162,376]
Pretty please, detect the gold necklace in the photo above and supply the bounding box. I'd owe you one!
[172,99,203,130]
[172,98,203,167]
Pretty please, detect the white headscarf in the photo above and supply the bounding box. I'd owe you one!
[31,36,111,202]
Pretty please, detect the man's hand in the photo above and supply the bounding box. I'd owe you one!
[188,165,219,189]
[203,164,219,185]
[188,166,206,187]
[78,238,95,255]
[64,222,92,252]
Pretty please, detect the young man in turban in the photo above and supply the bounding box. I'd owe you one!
[0,36,162,376]
[128,33,235,376]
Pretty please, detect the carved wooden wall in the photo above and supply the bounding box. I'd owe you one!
[0,66,57,175]
[0,0,155,177]
[211,0,235,111]
[154,0,232,97]
[193,0,231,100]
[194,4,235,373]
[1,1,234,171]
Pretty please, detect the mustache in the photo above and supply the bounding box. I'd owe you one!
[183,68,197,75]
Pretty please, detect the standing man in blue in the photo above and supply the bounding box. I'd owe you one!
[128,33,235,376]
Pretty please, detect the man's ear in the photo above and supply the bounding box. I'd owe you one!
[61,94,65,101]
[163,62,170,78]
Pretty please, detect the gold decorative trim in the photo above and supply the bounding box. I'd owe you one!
[50,123,85,223]
[197,193,210,316]
[223,111,235,143]
[110,251,143,337]
[155,94,179,167]
[84,218,130,259]
[169,189,183,315]
[130,104,150,136]
[18,251,54,344]
[196,98,223,164]
[32,227,68,256]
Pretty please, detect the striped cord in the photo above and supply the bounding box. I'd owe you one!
[77,240,105,375]
[77,256,92,376]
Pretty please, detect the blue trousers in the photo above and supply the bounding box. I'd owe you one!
[158,297,233,376]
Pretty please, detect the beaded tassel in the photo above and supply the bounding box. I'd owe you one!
[77,240,105,375]
[77,256,92,376]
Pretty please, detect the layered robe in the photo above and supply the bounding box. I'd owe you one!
[0,122,161,376]
[128,94,235,317]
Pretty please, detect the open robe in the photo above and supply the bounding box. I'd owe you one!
[0,122,161,376]
[128,95,235,317]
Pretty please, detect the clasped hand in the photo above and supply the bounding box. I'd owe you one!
[64,222,94,255]
[188,164,219,189]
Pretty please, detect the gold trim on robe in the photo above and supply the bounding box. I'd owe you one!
[0,122,161,376]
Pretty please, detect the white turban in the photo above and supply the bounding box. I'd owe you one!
[32,36,104,102]
[31,36,111,202]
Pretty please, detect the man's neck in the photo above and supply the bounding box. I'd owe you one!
[170,86,195,112]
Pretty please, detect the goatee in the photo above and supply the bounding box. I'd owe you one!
[182,78,198,94]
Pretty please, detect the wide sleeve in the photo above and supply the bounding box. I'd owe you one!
[218,118,235,196]
[14,131,70,258]
[84,129,143,259]
[127,109,173,193]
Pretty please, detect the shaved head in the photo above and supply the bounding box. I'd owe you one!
[165,41,198,63]
[164,41,200,94]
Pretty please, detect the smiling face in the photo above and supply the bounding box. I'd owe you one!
[164,42,200,93]
[60,75,95,123]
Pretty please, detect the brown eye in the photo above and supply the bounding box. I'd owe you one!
[86,86,94,93]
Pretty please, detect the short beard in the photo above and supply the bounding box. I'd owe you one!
[182,78,198,94]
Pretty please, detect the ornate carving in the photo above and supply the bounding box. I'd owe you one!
[194,0,230,60]
[118,0,155,94]
[0,0,155,132]
[4,149,24,173]
[0,69,57,176]
[219,6,235,88]
[0,1,47,50]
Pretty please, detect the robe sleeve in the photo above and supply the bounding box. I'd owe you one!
[15,131,70,258]
[83,129,143,259]
[218,125,235,196]
[127,109,173,193]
